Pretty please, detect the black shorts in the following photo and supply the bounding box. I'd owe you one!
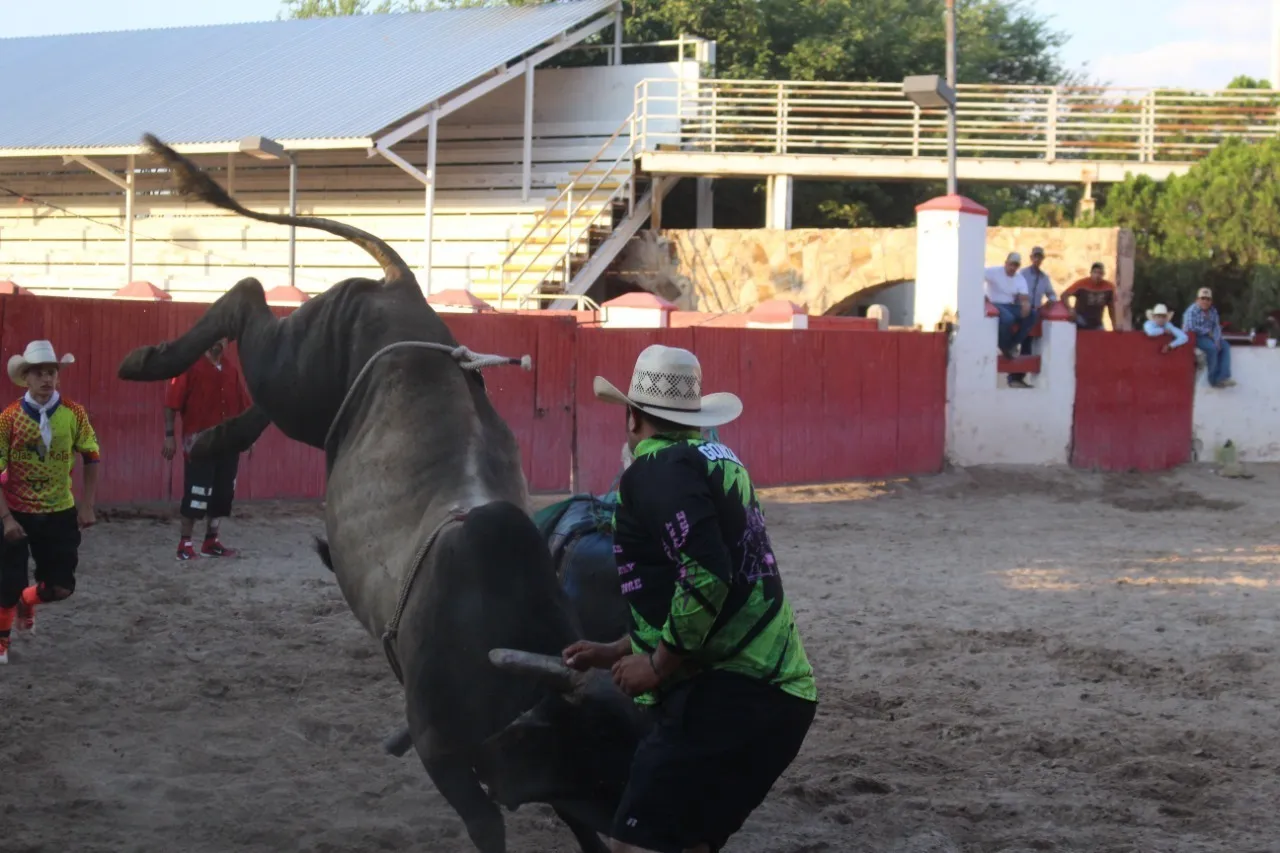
[181,453,240,519]
[611,671,817,853]
[0,508,81,607]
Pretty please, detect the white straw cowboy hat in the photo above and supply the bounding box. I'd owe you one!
[1146,303,1171,320]
[593,344,743,428]
[8,340,74,387]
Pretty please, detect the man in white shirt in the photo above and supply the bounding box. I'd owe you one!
[984,252,1034,360]
[1008,246,1058,387]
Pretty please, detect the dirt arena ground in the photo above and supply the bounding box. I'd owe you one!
[4,463,1280,853]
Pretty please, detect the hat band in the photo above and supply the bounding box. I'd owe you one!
[631,397,702,414]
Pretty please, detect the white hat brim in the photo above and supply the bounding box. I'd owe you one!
[593,375,743,428]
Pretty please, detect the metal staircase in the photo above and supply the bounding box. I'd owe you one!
[486,113,652,310]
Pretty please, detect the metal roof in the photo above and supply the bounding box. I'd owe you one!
[0,0,616,152]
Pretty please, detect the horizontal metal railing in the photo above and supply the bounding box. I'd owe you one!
[633,79,1280,164]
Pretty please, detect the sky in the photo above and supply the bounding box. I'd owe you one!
[0,0,1272,90]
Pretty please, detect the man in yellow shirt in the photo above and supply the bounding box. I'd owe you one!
[0,340,100,665]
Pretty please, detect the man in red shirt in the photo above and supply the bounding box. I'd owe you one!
[161,339,252,561]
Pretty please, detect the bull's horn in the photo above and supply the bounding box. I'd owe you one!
[488,648,577,693]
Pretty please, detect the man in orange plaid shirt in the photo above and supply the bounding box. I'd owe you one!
[0,340,100,665]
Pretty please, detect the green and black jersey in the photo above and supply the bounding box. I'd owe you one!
[614,432,817,706]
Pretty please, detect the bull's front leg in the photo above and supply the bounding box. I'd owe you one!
[189,405,272,459]
[117,277,274,382]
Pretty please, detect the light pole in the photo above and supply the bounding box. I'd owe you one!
[902,0,958,195]
[239,135,298,287]
[903,74,957,194]
[944,0,957,195]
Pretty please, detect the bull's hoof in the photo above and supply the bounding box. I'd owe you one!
[117,346,165,381]
[382,726,414,757]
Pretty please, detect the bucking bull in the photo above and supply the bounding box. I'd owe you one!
[117,135,639,853]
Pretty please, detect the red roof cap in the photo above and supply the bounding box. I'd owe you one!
[0,280,30,295]
[748,299,806,323]
[602,291,677,311]
[426,289,494,311]
[264,284,312,305]
[114,281,172,301]
[915,195,990,216]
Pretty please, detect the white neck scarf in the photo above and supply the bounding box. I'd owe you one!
[25,389,61,451]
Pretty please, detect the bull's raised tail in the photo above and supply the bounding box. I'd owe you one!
[140,133,413,287]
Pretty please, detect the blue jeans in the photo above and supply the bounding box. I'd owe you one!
[994,303,1035,354]
[1196,336,1232,385]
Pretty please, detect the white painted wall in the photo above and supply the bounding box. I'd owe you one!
[1193,347,1280,461]
[916,198,1077,466]
[852,280,915,327]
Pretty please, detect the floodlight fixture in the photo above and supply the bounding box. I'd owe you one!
[902,75,955,110]
[239,135,288,161]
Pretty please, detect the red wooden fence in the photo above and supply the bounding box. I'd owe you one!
[0,295,949,504]
[574,327,948,493]
[1072,331,1196,471]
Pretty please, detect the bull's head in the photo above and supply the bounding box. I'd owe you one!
[478,649,649,830]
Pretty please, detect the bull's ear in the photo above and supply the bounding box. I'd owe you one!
[488,648,581,694]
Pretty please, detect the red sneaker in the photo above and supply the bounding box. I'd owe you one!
[177,540,200,562]
[15,599,34,634]
[201,539,238,558]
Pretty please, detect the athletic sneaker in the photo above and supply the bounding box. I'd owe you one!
[201,539,238,558]
[177,539,200,561]
[0,637,9,665]
[16,599,34,634]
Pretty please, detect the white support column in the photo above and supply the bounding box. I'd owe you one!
[650,176,668,231]
[522,61,535,202]
[695,177,713,228]
[424,112,439,294]
[612,8,623,65]
[287,155,298,286]
[124,154,135,285]
[226,153,236,195]
[766,175,792,229]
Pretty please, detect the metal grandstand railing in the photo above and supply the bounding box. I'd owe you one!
[632,79,1280,163]
[494,114,639,309]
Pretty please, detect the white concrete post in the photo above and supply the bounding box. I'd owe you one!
[766,175,792,229]
[695,177,713,228]
[914,195,1079,466]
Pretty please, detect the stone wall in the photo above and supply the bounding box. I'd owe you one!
[613,226,1134,328]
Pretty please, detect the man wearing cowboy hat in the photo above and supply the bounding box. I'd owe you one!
[562,344,817,853]
[0,340,100,665]
[1142,304,1188,353]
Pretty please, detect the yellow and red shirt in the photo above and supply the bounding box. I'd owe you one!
[0,398,100,514]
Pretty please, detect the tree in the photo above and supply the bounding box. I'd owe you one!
[1098,137,1280,331]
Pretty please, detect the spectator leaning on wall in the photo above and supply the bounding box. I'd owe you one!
[1061,262,1117,332]
[1007,245,1059,389]
[983,252,1035,364]
[1182,287,1237,389]
[1142,304,1188,353]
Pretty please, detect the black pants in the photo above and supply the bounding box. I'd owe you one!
[0,508,81,608]
[611,671,817,853]
[181,453,240,520]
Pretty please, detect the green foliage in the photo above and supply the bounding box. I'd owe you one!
[1227,75,1272,89]
[1098,137,1280,331]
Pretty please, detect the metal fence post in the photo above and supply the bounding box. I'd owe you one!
[776,82,786,154]
[1046,89,1059,161]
